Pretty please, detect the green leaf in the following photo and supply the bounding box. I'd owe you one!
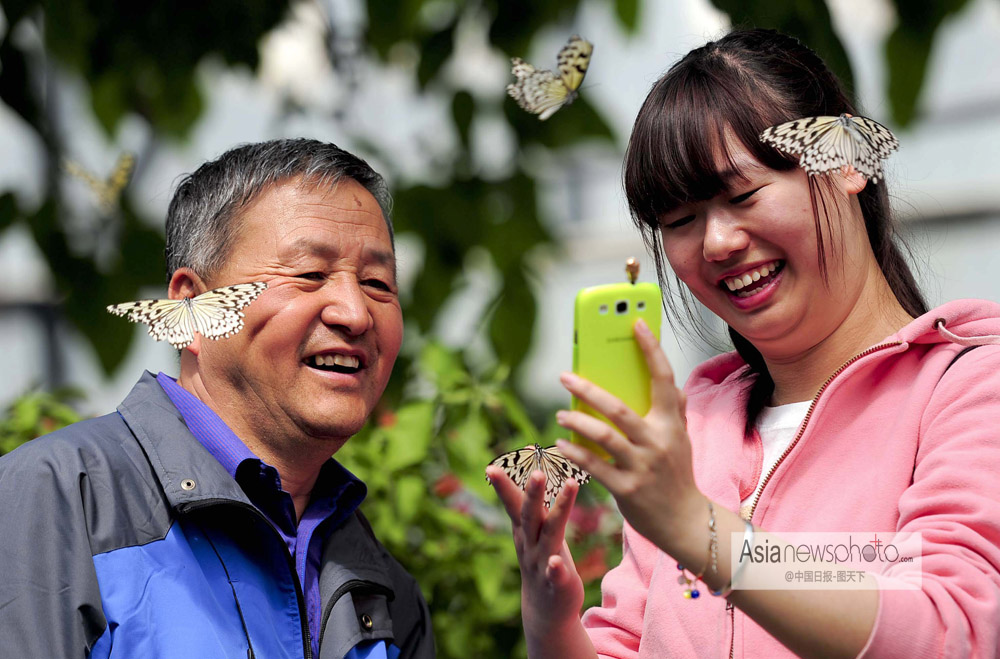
[615,0,640,32]
[394,475,426,522]
[471,551,504,604]
[381,401,436,471]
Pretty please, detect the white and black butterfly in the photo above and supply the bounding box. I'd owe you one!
[759,114,899,184]
[486,443,590,506]
[507,35,593,121]
[107,282,268,350]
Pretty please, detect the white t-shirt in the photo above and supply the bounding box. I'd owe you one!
[739,400,812,514]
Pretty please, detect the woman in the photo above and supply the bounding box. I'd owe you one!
[487,29,1000,658]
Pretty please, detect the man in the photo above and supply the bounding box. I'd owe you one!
[0,139,435,658]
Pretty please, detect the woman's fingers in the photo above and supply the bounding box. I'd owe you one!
[538,477,578,552]
[520,470,548,544]
[633,318,682,415]
[559,372,649,444]
[555,407,633,462]
[556,439,618,485]
[486,465,526,524]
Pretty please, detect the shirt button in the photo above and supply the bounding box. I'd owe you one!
[360,613,373,630]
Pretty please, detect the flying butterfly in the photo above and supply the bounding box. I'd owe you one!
[759,114,899,184]
[486,443,590,507]
[107,282,268,350]
[507,35,593,121]
[63,152,136,212]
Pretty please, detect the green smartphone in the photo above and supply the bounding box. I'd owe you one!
[571,281,662,458]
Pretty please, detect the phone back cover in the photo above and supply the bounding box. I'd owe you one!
[571,282,662,457]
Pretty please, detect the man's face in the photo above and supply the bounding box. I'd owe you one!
[197,177,402,444]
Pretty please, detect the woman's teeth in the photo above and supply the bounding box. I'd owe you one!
[723,260,783,296]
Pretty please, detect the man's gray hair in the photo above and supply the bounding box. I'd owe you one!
[164,138,393,282]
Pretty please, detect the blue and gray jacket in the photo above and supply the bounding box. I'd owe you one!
[0,373,434,658]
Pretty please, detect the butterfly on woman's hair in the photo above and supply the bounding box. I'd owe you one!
[486,443,591,507]
[759,114,899,184]
[107,282,268,350]
[507,35,593,121]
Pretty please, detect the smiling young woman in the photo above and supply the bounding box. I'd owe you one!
[487,29,1000,659]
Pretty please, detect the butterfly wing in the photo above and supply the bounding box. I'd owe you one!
[187,282,268,340]
[759,116,840,156]
[507,58,570,121]
[537,446,591,503]
[487,445,542,492]
[107,298,195,349]
[556,35,593,94]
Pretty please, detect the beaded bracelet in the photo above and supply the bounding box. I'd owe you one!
[676,500,719,599]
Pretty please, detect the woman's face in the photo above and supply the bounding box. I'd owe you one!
[658,138,874,359]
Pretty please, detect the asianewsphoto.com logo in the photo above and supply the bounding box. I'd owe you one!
[741,534,915,565]
[731,531,923,591]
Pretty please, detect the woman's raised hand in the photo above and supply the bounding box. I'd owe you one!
[486,466,586,645]
[554,318,706,555]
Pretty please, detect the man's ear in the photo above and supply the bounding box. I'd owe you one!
[168,268,207,355]
[168,267,208,301]
[841,166,868,196]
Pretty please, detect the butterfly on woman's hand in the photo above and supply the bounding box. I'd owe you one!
[507,35,593,121]
[107,282,268,350]
[759,114,899,184]
[486,443,591,507]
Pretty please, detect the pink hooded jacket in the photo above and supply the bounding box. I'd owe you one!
[582,299,1000,658]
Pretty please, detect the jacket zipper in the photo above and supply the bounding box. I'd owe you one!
[183,498,315,659]
[726,341,902,659]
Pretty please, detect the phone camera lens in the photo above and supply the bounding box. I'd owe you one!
[616,300,628,314]
[637,301,646,311]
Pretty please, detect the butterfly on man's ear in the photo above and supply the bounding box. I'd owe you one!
[107,282,268,350]
[507,35,593,121]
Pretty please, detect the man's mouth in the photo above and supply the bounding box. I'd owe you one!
[720,260,785,298]
[304,353,363,374]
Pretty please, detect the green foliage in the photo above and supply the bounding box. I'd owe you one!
[885,0,972,126]
[337,342,623,658]
[0,387,84,455]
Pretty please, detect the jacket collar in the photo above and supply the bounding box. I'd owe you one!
[117,370,255,511]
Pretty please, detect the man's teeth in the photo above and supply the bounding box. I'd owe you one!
[724,261,781,292]
[309,354,360,368]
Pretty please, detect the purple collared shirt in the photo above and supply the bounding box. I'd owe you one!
[156,372,366,657]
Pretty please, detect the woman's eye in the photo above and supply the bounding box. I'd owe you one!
[663,215,695,230]
[730,187,762,204]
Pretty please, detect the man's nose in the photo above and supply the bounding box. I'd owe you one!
[319,276,373,336]
[701,210,750,263]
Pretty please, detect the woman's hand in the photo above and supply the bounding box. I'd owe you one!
[554,318,706,556]
[486,466,586,643]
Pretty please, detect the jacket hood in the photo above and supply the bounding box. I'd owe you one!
[685,298,1000,394]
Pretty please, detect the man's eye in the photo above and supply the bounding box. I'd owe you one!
[363,279,393,292]
[662,215,695,230]
[730,187,762,204]
[296,272,326,280]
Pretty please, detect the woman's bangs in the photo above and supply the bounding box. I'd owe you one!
[626,72,786,227]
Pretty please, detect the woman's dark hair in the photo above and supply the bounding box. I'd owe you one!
[623,28,927,436]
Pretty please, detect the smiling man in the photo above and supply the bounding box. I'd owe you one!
[0,140,434,658]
